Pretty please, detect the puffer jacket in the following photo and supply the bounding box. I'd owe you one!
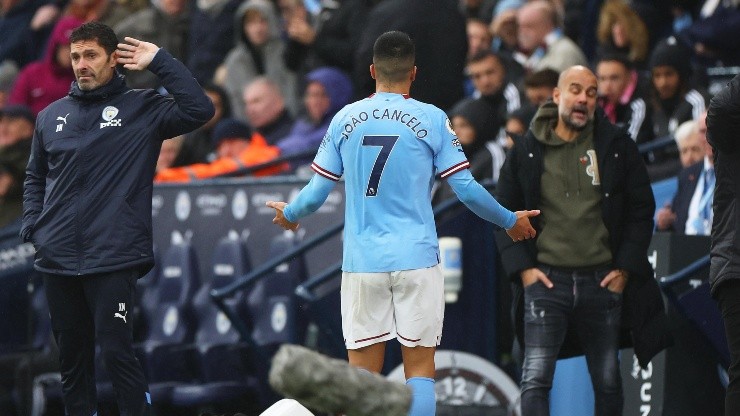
[22,49,214,276]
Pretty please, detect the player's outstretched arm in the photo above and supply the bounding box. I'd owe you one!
[506,210,539,241]
[266,201,300,231]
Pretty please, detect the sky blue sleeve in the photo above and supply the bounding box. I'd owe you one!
[446,169,517,229]
[283,174,337,223]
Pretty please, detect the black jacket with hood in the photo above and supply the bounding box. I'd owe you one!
[21,48,214,276]
[707,73,740,296]
[495,102,672,367]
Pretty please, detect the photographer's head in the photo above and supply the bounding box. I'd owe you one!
[69,22,119,91]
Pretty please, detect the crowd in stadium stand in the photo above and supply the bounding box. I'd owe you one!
[1,0,739,227]
[0,0,740,185]
[0,0,740,192]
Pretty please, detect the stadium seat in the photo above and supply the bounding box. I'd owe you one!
[170,236,262,411]
[133,245,160,343]
[247,233,308,348]
[135,242,202,404]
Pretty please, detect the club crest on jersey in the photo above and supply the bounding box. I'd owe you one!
[100,106,122,129]
[445,118,456,136]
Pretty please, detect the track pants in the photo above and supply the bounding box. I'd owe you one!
[43,269,150,416]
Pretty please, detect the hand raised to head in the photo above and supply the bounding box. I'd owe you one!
[116,37,159,71]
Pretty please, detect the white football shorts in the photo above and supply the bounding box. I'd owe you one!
[341,264,444,350]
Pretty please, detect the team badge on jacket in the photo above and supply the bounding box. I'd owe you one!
[100,106,122,129]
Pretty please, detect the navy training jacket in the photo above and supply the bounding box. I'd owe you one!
[22,48,215,276]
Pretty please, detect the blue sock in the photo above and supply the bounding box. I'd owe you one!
[406,377,435,416]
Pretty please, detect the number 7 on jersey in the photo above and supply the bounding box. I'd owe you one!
[362,135,399,197]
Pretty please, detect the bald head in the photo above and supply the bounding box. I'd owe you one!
[517,1,558,52]
[558,66,597,89]
[553,66,598,137]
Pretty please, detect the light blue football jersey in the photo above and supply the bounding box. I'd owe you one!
[311,92,470,272]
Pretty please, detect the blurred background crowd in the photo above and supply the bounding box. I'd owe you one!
[1,0,739,230]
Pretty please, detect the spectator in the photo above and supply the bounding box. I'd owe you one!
[353,0,467,111]
[0,61,18,109]
[649,36,709,138]
[186,0,240,85]
[674,119,704,168]
[156,134,184,173]
[461,0,497,23]
[596,0,650,68]
[514,0,588,72]
[8,16,83,116]
[222,0,299,121]
[276,67,353,172]
[489,0,522,55]
[522,68,559,107]
[114,0,190,89]
[283,0,374,76]
[504,104,536,148]
[242,77,295,145]
[155,118,284,181]
[0,0,37,69]
[65,0,131,27]
[433,97,507,205]
[0,104,33,227]
[596,54,653,144]
[173,83,232,166]
[467,17,493,60]
[683,0,740,66]
[461,50,523,145]
[655,112,712,234]
[647,35,709,179]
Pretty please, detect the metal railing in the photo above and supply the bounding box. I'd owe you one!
[209,179,497,341]
[637,135,675,155]
[658,254,710,289]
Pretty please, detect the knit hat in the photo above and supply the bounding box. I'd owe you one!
[211,118,252,147]
[649,36,692,80]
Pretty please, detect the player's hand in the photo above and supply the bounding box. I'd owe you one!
[521,267,552,288]
[266,201,299,231]
[600,269,629,293]
[117,37,159,71]
[655,205,676,231]
[506,210,540,242]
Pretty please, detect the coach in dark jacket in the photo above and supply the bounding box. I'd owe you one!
[21,22,213,416]
[707,73,740,416]
[495,67,671,412]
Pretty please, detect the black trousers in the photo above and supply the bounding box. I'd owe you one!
[43,269,150,416]
[718,279,740,416]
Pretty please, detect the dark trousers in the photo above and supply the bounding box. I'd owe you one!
[43,269,150,416]
[717,280,740,416]
[520,266,623,416]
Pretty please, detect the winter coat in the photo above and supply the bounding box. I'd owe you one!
[223,0,299,121]
[495,104,672,367]
[21,49,214,276]
[707,74,740,295]
[276,67,353,168]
